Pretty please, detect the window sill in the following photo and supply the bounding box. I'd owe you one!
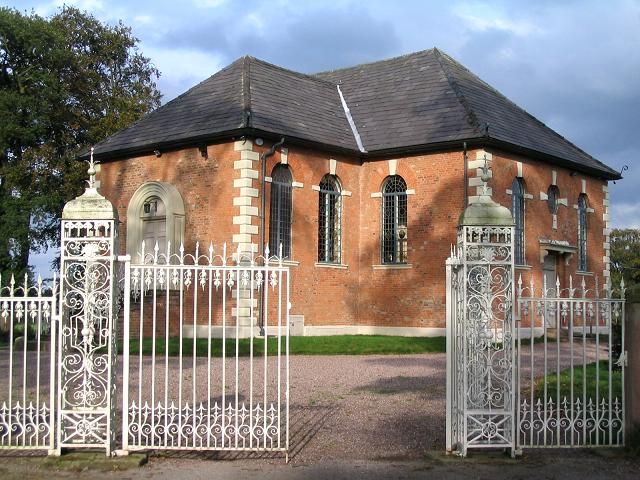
[576,271,593,276]
[268,259,300,268]
[315,263,348,269]
[515,264,532,270]
[372,263,413,270]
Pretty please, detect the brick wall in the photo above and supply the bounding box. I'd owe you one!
[99,143,237,255]
[486,148,607,292]
[99,140,608,331]
[260,145,362,327]
[356,151,464,328]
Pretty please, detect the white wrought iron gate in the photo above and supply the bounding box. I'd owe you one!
[119,243,290,457]
[445,163,627,456]
[1,158,290,459]
[447,267,626,455]
[516,276,626,448]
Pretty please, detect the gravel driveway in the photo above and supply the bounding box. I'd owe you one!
[285,353,447,463]
[3,345,639,480]
[2,340,610,461]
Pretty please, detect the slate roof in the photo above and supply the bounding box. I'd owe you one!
[92,49,620,180]
[91,57,358,156]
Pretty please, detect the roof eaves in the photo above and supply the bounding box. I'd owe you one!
[86,128,248,162]
[362,136,621,180]
[87,127,621,181]
[482,137,622,180]
[87,127,364,163]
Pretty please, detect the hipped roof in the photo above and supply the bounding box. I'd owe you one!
[91,48,620,180]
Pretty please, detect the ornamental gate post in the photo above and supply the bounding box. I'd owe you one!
[55,152,119,455]
[446,158,516,456]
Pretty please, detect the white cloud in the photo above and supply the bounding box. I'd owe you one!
[134,15,154,25]
[144,47,224,101]
[453,2,543,36]
[241,11,265,33]
[193,0,227,8]
[53,0,105,11]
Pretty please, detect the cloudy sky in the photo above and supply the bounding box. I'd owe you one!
[10,0,640,231]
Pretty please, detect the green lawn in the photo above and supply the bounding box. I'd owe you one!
[123,335,446,357]
[530,360,622,403]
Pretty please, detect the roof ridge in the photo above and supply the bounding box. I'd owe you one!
[246,55,339,87]
[336,84,366,153]
[313,48,436,76]
[99,57,246,139]
[165,56,244,107]
[92,58,247,151]
[436,51,613,172]
[242,56,252,127]
[432,49,484,136]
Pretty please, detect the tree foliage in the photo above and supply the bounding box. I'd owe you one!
[0,6,161,277]
[610,228,640,292]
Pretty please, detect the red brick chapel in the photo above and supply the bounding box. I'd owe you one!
[91,49,621,336]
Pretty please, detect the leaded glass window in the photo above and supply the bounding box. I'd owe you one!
[512,177,525,265]
[381,175,408,264]
[269,165,292,258]
[578,193,588,271]
[318,175,342,263]
[547,185,559,214]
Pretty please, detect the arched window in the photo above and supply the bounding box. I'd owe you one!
[512,178,525,265]
[547,185,559,214]
[318,174,341,263]
[127,182,185,263]
[381,175,408,264]
[578,194,588,271]
[269,164,292,258]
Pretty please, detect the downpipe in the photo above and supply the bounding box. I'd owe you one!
[259,137,285,336]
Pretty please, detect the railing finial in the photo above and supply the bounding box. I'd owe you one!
[87,147,97,189]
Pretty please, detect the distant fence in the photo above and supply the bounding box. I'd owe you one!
[0,274,58,451]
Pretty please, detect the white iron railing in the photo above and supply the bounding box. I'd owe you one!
[516,275,625,448]
[119,242,290,458]
[0,274,58,451]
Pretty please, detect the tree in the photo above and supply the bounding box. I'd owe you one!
[0,6,161,278]
[610,228,640,293]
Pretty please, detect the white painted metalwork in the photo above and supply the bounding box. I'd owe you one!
[447,162,517,457]
[516,275,626,448]
[0,274,58,451]
[56,153,119,455]
[447,225,516,456]
[57,219,118,454]
[120,242,290,459]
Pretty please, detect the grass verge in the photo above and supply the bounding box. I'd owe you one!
[528,360,622,403]
[122,335,446,357]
